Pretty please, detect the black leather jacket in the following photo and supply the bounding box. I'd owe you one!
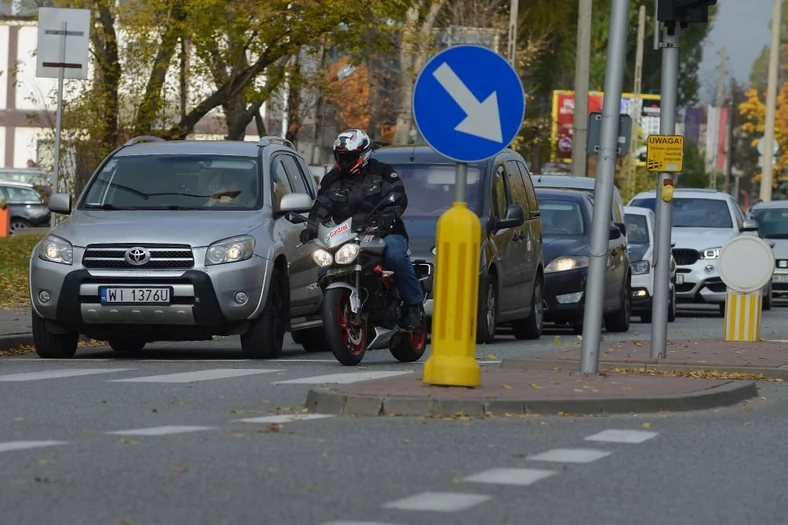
[307,158,409,238]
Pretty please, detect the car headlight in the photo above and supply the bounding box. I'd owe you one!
[545,255,589,273]
[334,244,360,265]
[312,248,333,267]
[37,235,73,265]
[700,247,720,259]
[631,260,650,275]
[205,235,255,266]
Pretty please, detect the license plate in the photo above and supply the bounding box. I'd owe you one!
[773,274,788,283]
[676,274,684,285]
[99,287,171,304]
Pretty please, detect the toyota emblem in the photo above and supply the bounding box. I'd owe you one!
[124,247,151,266]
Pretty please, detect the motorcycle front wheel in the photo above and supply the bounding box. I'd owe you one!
[323,288,367,366]
[389,306,427,363]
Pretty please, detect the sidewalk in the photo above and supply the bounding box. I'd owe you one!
[500,339,788,379]
[0,306,33,350]
[305,367,759,417]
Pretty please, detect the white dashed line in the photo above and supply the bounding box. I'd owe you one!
[584,429,659,444]
[107,368,282,383]
[0,368,133,381]
[106,425,217,436]
[382,492,493,512]
[527,448,613,463]
[462,467,556,486]
[273,371,410,385]
[234,414,335,424]
[0,441,68,452]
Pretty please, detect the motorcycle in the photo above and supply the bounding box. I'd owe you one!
[286,194,432,366]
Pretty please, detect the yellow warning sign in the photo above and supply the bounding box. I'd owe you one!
[646,135,684,172]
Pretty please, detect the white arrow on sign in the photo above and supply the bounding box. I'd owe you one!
[432,62,503,143]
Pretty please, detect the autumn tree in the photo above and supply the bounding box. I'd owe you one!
[738,78,788,188]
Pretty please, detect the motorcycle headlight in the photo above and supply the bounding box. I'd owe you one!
[334,243,360,265]
[545,255,589,274]
[631,260,650,275]
[205,235,255,266]
[37,235,73,265]
[700,247,721,260]
[311,248,333,267]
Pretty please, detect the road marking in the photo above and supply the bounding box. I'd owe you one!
[0,441,68,452]
[462,467,556,486]
[107,368,282,383]
[382,492,492,512]
[527,448,613,463]
[584,429,659,444]
[274,371,411,385]
[106,425,217,436]
[0,368,133,382]
[235,414,335,424]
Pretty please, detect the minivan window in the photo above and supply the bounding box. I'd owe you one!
[540,199,587,236]
[505,160,530,215]
[514,160,539,214]
[393,163,484,218]
[630,197,733,228]
[82,155,260,210]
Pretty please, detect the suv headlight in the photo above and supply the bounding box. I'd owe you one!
[37,235,73,265]
[545,255,589,274]
[312,248,333,267]
[700,247,721,260]
[631,260,650,275]
[334,244,360,265]
[205,235,255,266]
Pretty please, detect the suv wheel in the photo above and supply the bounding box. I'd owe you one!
[604,277,631,333]
[476,272,497,344]
[513,276,543,340]
[32,313,78,358]
[291,327,327,353]
[763,284,773,311]
[241,267,287,359]
[668,286,677,322]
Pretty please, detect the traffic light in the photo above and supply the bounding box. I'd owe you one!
[657,0,717,24]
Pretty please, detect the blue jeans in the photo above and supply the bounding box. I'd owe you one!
[383,234,424,306]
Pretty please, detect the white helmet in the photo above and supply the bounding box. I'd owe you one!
[333,129,372,175]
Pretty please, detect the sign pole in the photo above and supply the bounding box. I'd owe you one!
[50,21,67,228]
[651,21,680,360]
[579,0,630,374]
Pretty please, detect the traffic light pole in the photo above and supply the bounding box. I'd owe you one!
[651,20,680,359]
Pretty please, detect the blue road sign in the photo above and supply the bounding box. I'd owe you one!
[412,45,526,164]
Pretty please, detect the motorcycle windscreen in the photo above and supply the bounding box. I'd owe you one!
[317,218,356,248]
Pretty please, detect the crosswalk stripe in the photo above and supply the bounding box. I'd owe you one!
[107,368,283,383]
[0,441,68,452]
[462,467,556,486]
[0,369,133,382]
[234,414,335,424]
[382,492,493,512]
[273,371,411,385]
[584,429,659,444]
[106,425,217,436]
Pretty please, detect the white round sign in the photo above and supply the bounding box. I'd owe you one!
[718,236,775,293]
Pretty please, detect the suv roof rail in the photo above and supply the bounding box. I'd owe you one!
[124,135,166,147]
[258,136,295,150]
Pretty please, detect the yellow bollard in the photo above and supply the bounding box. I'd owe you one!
[724,288,762,342]
[422,201,482,387]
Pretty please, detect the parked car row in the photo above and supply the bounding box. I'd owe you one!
[0,180,52,235]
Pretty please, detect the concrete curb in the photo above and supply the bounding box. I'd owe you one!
[500,357,788,380]
[304,380,759,417]
[0,334,34,351]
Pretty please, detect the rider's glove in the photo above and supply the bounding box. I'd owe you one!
[300,225,318,244]
[375,211,397,230]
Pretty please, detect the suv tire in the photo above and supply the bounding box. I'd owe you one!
[241,267,287,359]
[32,313,78,359]
[291,327,327,353]
[476,272,497,344]
[513,276,543,340]
[604,277,631,333]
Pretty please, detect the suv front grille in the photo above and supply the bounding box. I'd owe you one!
[83,244,195,269]
[672,248,699,266]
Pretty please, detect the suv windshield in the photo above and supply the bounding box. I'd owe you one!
[540,199,587,236]
[81,155,260,210]
[629,197,733,228]
[751,207,788,238]
[392,163,483,218]
[624,213,649,244]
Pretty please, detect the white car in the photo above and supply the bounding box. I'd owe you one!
[748,200,788,302]
[623,206,677,323]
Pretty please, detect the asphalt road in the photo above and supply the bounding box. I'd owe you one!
[1,304,787,525]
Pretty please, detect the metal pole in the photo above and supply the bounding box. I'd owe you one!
[760,0,782,202]
[627,5,647,196]
[572,0,593,178]
[455,162,468,202]
[506,0,519,66]
[50,20,67,228]
[651,21,680,360]
[579,0,629,374]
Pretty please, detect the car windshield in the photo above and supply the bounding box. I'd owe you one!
[81,155,260,210]
[392,163,483,218]
[539,198,586,236]
[624,213,649,244]
[629,197,733,228]
[752,208,788,239]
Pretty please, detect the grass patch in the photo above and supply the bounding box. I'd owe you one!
[0,234,44,308]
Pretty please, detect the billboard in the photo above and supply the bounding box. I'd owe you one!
[551,90,662,167]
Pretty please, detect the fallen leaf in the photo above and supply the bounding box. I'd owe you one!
[229,409,244,414]
[539,421,548,426]
[38,459,56,465]
[169,466,188,473]
[403,439,411,443]
[301,408,309,413]
[487,353,497,359]
[502,384,512,389]
[452,477,463,483]
[554,336,563,345]
[120,439,138,445]
[267,467,279,473]
[574,389,584,392]
[529,383,542,389]
[744,422,753,426]
[642,422,651,428]
[576,335,582,341]
[258,424,281,434]
[13,417,24,421]
[34,476,59,483]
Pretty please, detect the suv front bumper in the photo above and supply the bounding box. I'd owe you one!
[674,259,725,304]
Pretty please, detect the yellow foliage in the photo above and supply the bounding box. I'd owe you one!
[738,85,788,185]
[325,57,372,134]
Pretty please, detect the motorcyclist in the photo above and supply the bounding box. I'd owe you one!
[300,129,424,330]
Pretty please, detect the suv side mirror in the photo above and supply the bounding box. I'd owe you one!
[48,193,71,215]
[496,203,525,230]
[742,219,759,232]
[609,223,622,240]
[278,192,313,215]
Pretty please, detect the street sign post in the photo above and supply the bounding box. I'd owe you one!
[413,44,525,387]
[36,7,91,227]
[646,134,684,172]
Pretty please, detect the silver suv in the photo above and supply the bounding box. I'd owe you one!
[29,136,325,358]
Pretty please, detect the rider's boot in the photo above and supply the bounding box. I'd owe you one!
[401,303,422,331]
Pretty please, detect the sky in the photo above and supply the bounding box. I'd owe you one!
[698,0,775,102]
